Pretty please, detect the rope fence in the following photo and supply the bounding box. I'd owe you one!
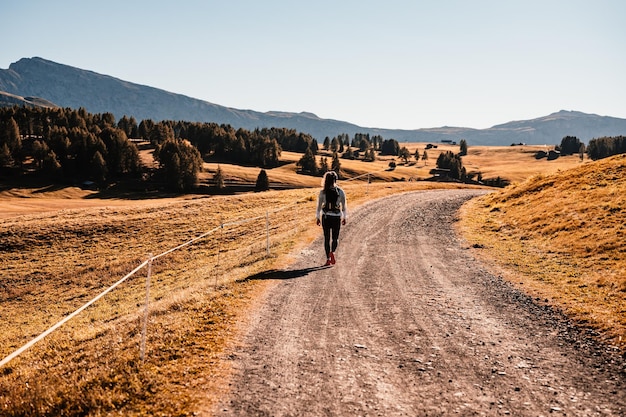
[0,169,383,369]
[0,260,150,368]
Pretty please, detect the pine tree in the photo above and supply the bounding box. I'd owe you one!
[155,138,203,192]
[255,169,270,191]
[42,150,62,175]
[342,147,355,160]
[399,146,411,164]
[99,127,141,177]
[363,148,376,162]
[459,139,468,156]
[579,143,586,162]
[297,147,318,175]
[380,139,400,156]
[0,143,12,167]
[559,136,582,156]
[331,152,341,174]
[436,150,465,180]
[214,165,225,189]
[7,117,20,144]
[90,151,108,184]
[359,138,371,153]
[32,140,49,169]
[319,156,329,174]
[3,118,22,165]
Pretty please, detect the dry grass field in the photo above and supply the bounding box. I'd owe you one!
[460,153,626,350]
[461,144,585,183]
[0,143,581,219]
[0,143,620,416]
[0,153,474,415]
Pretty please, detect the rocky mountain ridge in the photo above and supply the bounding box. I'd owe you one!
[1,57,625,145]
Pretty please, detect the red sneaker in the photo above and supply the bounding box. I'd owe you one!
[325,258,333,266]
[329,252,336,265]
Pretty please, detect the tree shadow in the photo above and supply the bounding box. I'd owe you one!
[242,265,332,281]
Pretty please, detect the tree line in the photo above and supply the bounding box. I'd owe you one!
[299,133,421,177]
[552,135,626,161]
[169,122,317,167]
[0,106,142,184]
[0,106,319,191]
[586,136,626,160]
[8,105,619,192]
[0,105,462,190]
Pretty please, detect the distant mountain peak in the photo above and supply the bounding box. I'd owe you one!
[299,111,320,118]
[550,109,599,118]
[1,57,625,146]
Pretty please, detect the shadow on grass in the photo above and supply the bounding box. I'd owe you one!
[242,265,332,281]
[84,188,182,200]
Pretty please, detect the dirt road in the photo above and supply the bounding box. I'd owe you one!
[213,189,625,416]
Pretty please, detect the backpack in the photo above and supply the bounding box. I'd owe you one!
[323,187,340,213]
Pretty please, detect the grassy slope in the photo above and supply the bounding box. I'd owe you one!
[459,153,626,350]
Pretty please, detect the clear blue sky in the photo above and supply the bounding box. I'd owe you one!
[2,0,625,129]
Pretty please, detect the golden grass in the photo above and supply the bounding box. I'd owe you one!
[200,144,584,193]
[0,143,569,219]
[200,150,430,187]
[2,144,621,415]
[459,153,626,349]
[0,175,477,416]
[462,145,587,184]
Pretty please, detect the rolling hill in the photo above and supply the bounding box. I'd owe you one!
[1,57,625,145]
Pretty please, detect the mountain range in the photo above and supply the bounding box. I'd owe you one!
[1,57,625,146]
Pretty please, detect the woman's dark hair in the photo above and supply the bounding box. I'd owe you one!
[322,171,338,190]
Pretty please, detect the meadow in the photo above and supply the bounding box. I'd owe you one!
[1,143,621,416]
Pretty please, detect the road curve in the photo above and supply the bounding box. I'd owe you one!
[213,189,625,416]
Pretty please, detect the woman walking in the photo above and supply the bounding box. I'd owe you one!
[316,171,348,266]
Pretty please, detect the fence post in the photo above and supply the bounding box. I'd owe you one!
[215,220,223,289]
[140,254,153,363]
[266,211,270,256]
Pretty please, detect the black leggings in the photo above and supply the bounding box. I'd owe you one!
[322,215,341,257]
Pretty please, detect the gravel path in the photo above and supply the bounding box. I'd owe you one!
[213,189,625,416]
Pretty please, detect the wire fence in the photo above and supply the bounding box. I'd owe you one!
[0,169,384,369]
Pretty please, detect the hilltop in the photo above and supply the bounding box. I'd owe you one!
[1,57,625,145]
